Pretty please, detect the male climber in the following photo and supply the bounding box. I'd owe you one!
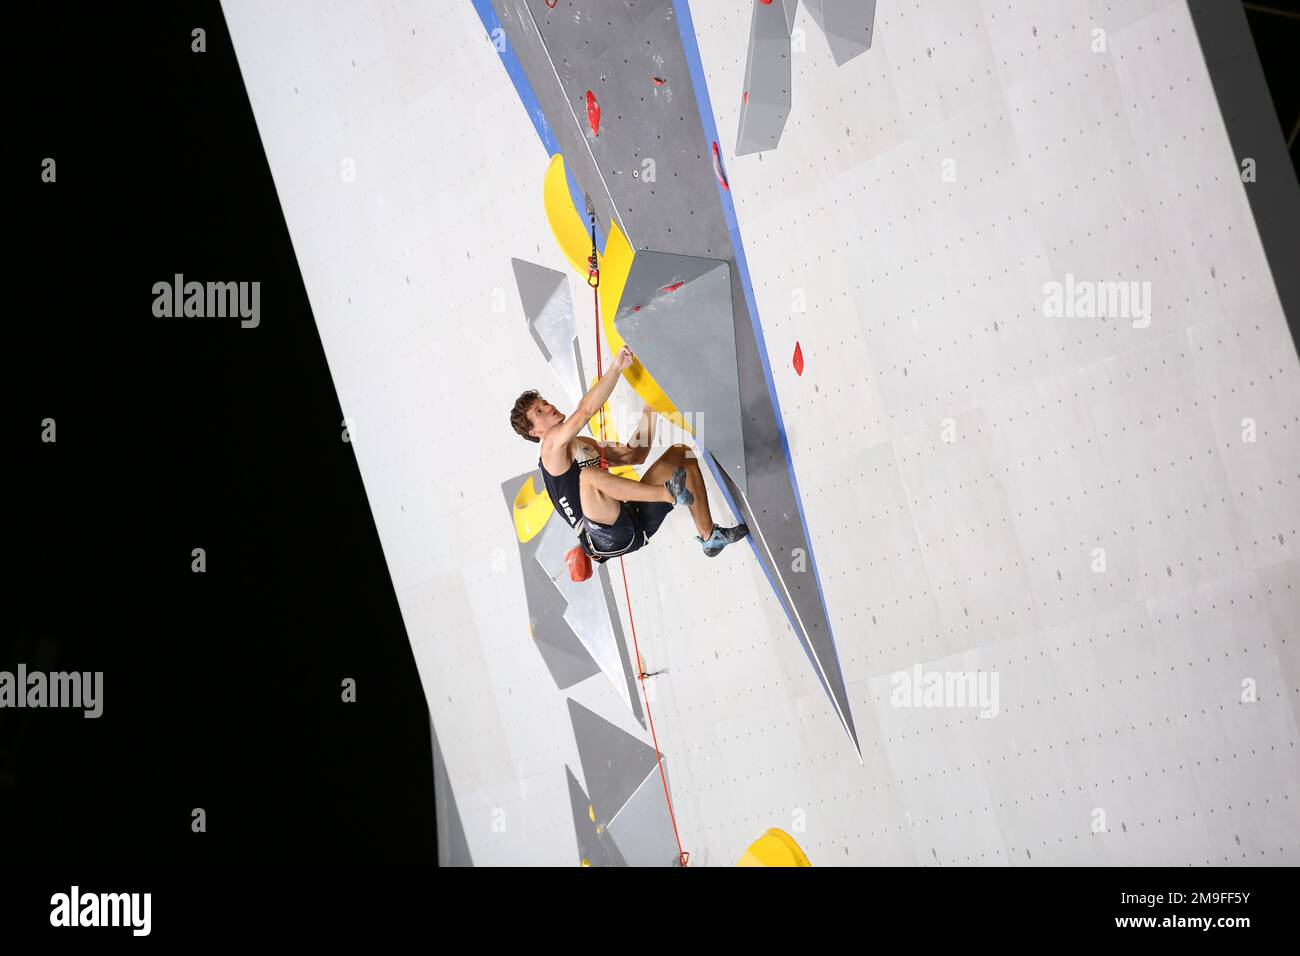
[510,344,748,562]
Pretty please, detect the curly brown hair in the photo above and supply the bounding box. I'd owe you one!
[510,389,542,443]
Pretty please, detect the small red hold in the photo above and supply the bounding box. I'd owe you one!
[793,341,804,376]
[742,90,748,104]
[660,281,684,293]
[760,0,773,4]
[652,76,667,86]
[711,141,730,191]
[585,91,600,136]
[632,305,641,312]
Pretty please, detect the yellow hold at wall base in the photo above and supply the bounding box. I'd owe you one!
[737,828,812,867]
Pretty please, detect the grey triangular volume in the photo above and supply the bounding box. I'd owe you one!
[566,765,628,867]
[522,555,603,687]
[613,251,749,498]
[511,257,564,331]
[501,472,602,690]
[720,262,863,761]
[605,759,681,867]
[803,0,875,66]
[571,335,587,394]
[512,257,584,407]
[567,698,663,824]
[737,0,793,156]
[432,719,473,866]
[500,471,644,724]
[781,0,798,34]
[597,562,647,731]
[536,518,637,718]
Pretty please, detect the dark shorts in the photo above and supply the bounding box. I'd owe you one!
[583,500,674,560]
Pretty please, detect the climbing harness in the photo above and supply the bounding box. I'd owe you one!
[579,520,647,563]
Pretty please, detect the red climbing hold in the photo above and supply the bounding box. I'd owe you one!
[585,91,600,136]
[793,341,804,376]
[652,76,667,87]
[742,90,748,104]
[711,141,730,192]
[660,281,684,293]
[760,0,773,4]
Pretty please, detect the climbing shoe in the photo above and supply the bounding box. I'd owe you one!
[665,466,694,507]
[697,522,749,557]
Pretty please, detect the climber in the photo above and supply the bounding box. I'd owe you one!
[510,344,748,565]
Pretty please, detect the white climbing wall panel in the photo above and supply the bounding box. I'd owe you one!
[222,0,1299,865]
[690,0,1300,864]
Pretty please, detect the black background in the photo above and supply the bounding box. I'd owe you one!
[1243,1,1300,174]
[6,2,435,865]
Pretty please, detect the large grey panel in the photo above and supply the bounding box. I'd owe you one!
[493,0,733,259]
[614,250,749,497]
[492,0,627,246]
[723,260,861,756]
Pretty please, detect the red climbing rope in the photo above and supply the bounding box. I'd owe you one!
[587,219,689,868]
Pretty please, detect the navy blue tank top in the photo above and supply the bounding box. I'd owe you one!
[539,454,586,531]
[540,440,603,530]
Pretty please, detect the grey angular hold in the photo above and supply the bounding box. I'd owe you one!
[737,0,793,156]
[512,257,585,408]
[803,0,876,65]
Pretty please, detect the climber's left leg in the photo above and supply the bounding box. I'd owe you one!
[639,444,713,538]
